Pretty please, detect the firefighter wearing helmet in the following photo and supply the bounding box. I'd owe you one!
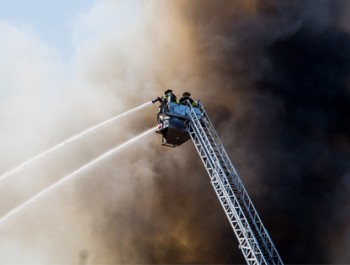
[164,89,177,103]
[179,92,194,106]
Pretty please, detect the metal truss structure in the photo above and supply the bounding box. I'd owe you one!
[186,101,283,265]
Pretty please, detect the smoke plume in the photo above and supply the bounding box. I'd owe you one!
[1,0,350,264]
[172,0,350,263]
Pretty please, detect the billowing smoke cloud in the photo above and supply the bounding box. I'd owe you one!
[1,0,350,264]
[171,0,350,263]
[76,0,350,263]
[0,0,212,264]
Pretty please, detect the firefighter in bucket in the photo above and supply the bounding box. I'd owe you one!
[152,90,200,147]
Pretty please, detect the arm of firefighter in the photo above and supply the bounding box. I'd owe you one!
[152,97,163,104]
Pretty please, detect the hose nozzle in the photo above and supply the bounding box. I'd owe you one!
[152,97,162,104]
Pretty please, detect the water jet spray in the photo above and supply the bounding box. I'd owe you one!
[0,101,152,184]
[0,126,156,226]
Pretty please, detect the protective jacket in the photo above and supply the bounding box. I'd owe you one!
[179,96,194,105]
[165,93,177,103]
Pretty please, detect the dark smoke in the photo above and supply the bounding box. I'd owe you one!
[70,1,350,263]
[176,0,350,263]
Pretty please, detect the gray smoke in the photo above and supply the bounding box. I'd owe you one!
[1,0,350,264]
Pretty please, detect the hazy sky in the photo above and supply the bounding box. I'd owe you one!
[0,0,97,59]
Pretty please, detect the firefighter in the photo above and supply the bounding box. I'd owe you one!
[179,92,194,106]
[164,89,177,103]
[152,90,176,119]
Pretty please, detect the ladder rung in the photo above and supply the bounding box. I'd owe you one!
[188,105,283,265]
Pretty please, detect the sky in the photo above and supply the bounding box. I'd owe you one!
[0,1,350,264]
[0,0,96,60]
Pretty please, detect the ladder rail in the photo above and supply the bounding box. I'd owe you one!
[196,103,282,264]
[188,123,264,264]
[187,105,267,264]
[187,102,283,265]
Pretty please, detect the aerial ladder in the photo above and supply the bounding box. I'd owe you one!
[153,93,283,265]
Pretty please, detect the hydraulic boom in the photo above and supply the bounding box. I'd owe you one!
[154,97,283,265]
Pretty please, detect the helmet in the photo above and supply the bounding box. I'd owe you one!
[164,89,173,95]
[183,92,191,97]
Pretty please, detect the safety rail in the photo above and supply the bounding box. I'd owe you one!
[186,101,283,265]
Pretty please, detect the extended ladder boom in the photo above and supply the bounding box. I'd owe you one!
[186,102,283,265]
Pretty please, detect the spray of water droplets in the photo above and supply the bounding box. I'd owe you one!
[0,101,152,184]
[0,126,156,226]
